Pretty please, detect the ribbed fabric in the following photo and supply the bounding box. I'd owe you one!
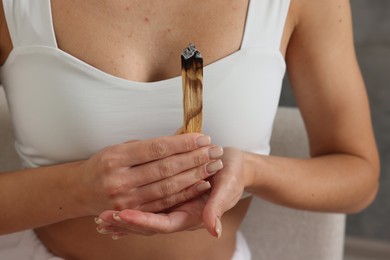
[0,0,290,167]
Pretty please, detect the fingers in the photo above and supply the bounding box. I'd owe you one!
[137,160,223,206]
[115,210,188,234]
[130,146,223,187]
[202,179,241,239]
[203,200,223,238]
[99,158,223,212]
[96,198,207,238]
[115,134,212,166]
[137,180,211,213]
[201,186,243,239]
[135,158,222,203]
[109,146,222,211]
[90,134,220,211]
[96,210,156,236]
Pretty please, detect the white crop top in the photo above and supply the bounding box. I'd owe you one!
[0,0,290,168]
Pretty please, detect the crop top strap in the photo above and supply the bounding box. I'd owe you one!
[241,0,291,51]
[2,0,57,48]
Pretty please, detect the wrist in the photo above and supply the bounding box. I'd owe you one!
[62,160,94,217]
[243,151,267,194]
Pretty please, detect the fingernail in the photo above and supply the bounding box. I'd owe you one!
[112,234,120,240]
[206,160,223,174]
[196,135,211,147]
[209,146,224,159]
[196,181,211,192]
[96,226,112,234]
[113,212,126,223]
[94,217,104,225]
[215,217,222,239]
[112,233,125,240]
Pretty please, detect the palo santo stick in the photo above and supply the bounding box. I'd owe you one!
[181,43,203,133]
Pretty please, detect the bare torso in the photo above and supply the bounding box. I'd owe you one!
[0,0,295,259]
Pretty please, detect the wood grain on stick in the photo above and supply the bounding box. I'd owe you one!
[181,43,203,133]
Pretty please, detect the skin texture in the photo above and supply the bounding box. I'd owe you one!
[0,0,379,259]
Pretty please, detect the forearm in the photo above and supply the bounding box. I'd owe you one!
[0,161,87,234]
[245,152,379,213]
[0,134,220,235]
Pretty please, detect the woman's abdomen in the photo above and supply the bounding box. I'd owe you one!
[35,198,252,260]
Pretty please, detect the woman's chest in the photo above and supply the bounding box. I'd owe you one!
[3,47,285,166]
[1,0,291,166]
[51,0,250,82]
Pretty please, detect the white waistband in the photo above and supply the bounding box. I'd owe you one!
[232,231,252,260]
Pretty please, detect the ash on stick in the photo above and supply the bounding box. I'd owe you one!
[181,43,203,133]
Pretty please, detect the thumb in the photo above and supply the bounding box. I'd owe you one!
[202,196,224,239]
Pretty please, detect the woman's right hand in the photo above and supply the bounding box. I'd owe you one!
[75,133,223,216]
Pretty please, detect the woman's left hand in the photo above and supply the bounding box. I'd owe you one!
[202,147,247,238]
[96,147,248,239]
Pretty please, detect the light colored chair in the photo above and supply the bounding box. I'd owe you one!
[0,88,346,259]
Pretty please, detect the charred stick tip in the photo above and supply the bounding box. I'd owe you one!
[182,43,203,60]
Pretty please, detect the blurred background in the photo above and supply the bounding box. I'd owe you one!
[280,0,390,247]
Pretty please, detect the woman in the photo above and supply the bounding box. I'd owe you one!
[0,0,379,259]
